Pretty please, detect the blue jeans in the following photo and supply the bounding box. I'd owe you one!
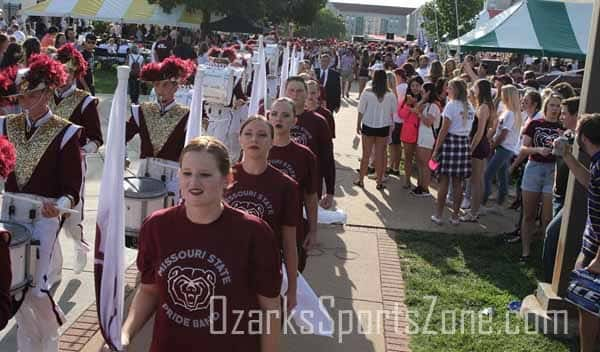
[542,195,565,282]
[483,146,513,205]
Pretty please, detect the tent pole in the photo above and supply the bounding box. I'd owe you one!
[454,0,460,56]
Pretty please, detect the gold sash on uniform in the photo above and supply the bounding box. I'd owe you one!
[6,114,70,190]
[140,102,189,156]
[49,88,92,120]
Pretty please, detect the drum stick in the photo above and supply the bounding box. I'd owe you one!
[2,193,80,215]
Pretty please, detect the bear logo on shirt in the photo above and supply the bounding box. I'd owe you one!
[230,200,265,218]
[291,126,311,146]
[167,266,216,312]
[534,127,560,149]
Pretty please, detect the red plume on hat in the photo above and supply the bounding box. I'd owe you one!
[0,136,16,180]
[139,62,162,82]
[140,56,195,83]
[0,65,18,97]
[208,47,223,58]
[56,43,88,80]
[160,56,195,83]
[1,54,68,96]
[221,47,237,62]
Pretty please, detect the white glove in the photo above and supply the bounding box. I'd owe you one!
[82,141,98,154]
[56,196,72,211]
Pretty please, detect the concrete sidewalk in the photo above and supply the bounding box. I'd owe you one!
[0,88,516,351]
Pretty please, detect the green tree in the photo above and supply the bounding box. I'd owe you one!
[149,0,325,34]
[148,0,266,34]
[296,8,346,39]
[265,0,326,26]
[421,0,483,42]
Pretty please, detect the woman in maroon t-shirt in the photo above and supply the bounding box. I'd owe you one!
[519,94,563,262]
[267,97,320,272]
[121,137,282,352]
[225,115,300,311]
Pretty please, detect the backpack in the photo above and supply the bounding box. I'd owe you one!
[130,55,142,77]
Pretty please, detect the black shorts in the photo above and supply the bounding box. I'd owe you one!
[361,124,390,137]
[390,123,402,145]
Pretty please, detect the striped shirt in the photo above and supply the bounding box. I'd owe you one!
[582,151,600,258]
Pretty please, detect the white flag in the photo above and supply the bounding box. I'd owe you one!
[248,35,267,116]
[184,68,204,145]
[278,42,290,98]
[289,45,298,76]
[94,65,128,351]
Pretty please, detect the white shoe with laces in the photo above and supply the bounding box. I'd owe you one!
[430,215,443,225]
[459,212,479,222]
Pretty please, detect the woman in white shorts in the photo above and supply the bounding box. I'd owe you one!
[414,82,441,196]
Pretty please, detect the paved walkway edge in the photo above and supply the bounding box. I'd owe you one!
[377,231,410,352]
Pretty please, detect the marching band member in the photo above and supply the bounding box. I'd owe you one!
[306,79,336,139]
[224,115,300,310]
[122,136,282,351]
[204,47,248,162]
[284,76,336,209]
[0,54,83,352]
[52,43,103,274]
[126,56,195,201]
[267,97,319,272]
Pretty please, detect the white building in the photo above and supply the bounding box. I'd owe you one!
[328,1,416,37]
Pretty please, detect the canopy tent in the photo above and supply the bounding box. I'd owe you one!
[209,15,262,34]
[21,0,218,28]
[448,0,593,59]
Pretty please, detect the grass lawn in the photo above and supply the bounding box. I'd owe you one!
[94,66,118,94]
[396,230,574,352]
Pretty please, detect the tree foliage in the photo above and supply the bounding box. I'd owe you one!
[421,0,484,42]
[148,0,266,30]
[296,8,345,39]
[148,0,325,29]
[265,0,326,26]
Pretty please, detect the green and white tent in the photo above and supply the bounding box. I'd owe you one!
[448,0,594,59]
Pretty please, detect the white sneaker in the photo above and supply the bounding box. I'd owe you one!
[450,218,460,226]
[459,212,478,222]
[74,250,88,275]
[460,198,471,210]
[430,215,443,225]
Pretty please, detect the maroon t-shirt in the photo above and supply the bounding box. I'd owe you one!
[0,234,10,330]
[291,110,335,196]
[268,141,319,242]
[316,106,335,139]
[137,205,282,352]
[523,119,563,163]
[224,164,299,246]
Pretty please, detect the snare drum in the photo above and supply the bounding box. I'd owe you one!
[4,221,32,316]
[124,177,168,249]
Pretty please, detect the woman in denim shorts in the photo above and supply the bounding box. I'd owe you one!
[519,94,563,262]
